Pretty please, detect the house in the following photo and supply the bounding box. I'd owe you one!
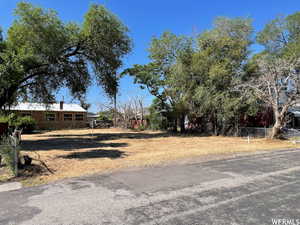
[87,112,99,122]
[288,104,300,128]
[87,112,99,128]
[128,107,150,129]
[9,102,87,129]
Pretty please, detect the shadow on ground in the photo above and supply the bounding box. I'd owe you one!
[21,130,209,152]
[37,131,173,140]
[0,164,49,184]
[21,139,128,151]
[34,131,208,140]
[58,149,127,160]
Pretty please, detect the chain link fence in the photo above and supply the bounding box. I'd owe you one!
[238,127,272,138]
[238,127,300,141]
[282,128,300,142]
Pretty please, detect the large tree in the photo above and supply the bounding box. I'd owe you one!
[0,2,131,109]
[125,18,255,134]
[124,31,193,132]
[191,17,255,135]
[244,56,300,139]
[257,12,300,57]
[253,12,300,138]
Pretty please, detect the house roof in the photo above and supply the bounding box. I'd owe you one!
[87,112,99,118]
[10,102,87,112]
[290,110,300,118]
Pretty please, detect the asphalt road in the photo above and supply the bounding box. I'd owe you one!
[1,149,300,225]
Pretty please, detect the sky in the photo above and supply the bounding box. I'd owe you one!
[1,0,300,112]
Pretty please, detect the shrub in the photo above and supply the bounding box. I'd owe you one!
[0,113,18,127]
[148,112,168,130]
[0,115,9,123]
[0,136,19,176]
[15,116,36,133]
[136,124,146,131]
[0,114,37,133]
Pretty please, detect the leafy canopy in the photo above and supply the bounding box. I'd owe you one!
[257,12,300,57]
[0,2,131,108]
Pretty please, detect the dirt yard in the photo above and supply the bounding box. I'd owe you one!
[8,128,297,185]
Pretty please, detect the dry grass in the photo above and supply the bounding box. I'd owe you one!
[4,128,296,185]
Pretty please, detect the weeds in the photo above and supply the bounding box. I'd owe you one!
[0,136,19,176]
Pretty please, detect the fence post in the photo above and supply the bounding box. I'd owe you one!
[13,136,18,176]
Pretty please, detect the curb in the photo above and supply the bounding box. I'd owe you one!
[0,182,22,193]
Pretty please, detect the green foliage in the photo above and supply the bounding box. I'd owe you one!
[82,4,131,98]
[15,116,36,133]
[98,110,114,121]
[134,124,147,132]
[0,137,19,176]
[0,113,36,133]
[148,113,165,130]
[0,116,8,123]
[148,98,169,130]
[124,31,193,132]
[0,2,131,108]
[125,17,256,134]
[0,113,17,125]
[189,17,255,134]
[257,12,300,58]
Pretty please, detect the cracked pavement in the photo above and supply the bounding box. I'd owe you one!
[1,149,300,225]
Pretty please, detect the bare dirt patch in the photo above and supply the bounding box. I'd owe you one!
[13,128,296,185]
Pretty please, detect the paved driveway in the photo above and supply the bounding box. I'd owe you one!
[1,149,300,225]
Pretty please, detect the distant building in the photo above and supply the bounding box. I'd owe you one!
[9,102,87,129]
[87,112,99,122]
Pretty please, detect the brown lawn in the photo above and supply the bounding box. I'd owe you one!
[5,128,296,185]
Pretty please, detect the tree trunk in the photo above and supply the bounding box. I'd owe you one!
[271,111,284,139]
[271,121,282,139]
[113,92,117,127]
[172,118,177,132]
[179,113,185,133]
[214,116,218,136]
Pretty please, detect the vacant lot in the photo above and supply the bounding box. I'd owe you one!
[5,128,296,185]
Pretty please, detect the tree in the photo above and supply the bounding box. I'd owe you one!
[117,96,146,128]
[251,12,300,138]
[124,18,255,134]
[243,56,300,139]
[257,12,300,58]
[191,17,254,135]
[124,31,193,132]
[148,97,171,130]
[80,100,91,111]
[0,2,131,109]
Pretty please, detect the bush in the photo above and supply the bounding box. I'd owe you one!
[0,137,19,176]
[0,113,18,126]
[0,114,36,133]
[0,115,9,123]
[148,113,168,130]
[136,124,146,131]
[15,116,36,133]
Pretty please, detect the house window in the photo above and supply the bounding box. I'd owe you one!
[21,112,32,117]
[64,113,73,121]
[75,114,84,121]
[46,113,56,121]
